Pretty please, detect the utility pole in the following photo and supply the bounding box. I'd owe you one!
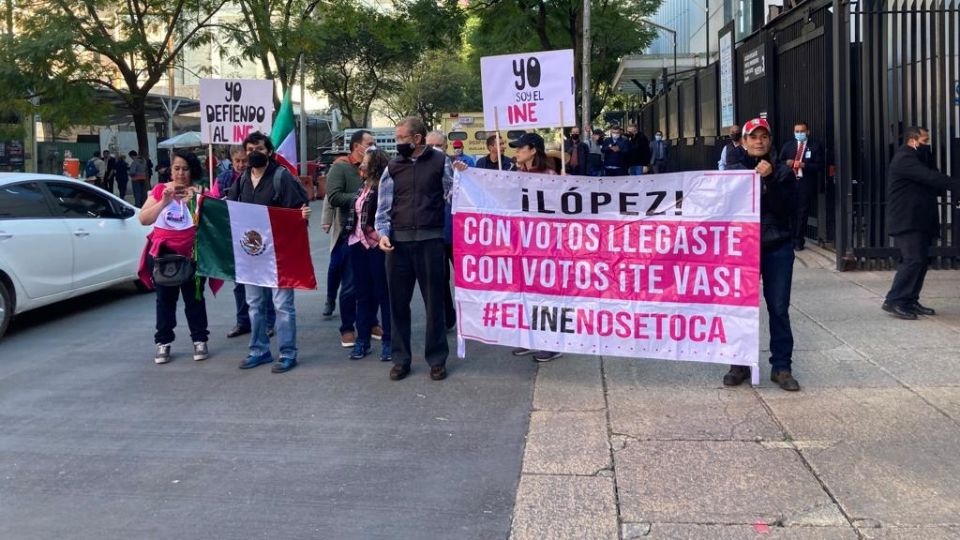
[299,55,308,176]
[581,0,591,130]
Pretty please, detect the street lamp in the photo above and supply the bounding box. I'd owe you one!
[641,18,677,93]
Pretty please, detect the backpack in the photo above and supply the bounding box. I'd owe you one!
[84,159,99,178]
[237,165,309,206]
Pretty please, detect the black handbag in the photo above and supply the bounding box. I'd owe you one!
[152,254,196,287]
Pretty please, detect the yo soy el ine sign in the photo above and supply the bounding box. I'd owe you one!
[200,79,275,144]
[480,49,576,129]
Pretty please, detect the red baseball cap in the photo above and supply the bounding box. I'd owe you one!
[743,118,771,135]
[452,140,464,148]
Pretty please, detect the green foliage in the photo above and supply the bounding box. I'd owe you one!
[0,30,107,139]
[15,0,230,153]
[226,0,321,99]
[380,50,483,128]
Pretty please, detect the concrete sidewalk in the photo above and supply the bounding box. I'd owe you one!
[510,247,960,539]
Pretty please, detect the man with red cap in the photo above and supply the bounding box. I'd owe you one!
[722,118,801,391]
[451,139,476,168]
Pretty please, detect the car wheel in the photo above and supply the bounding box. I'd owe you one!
[0,281,12,339]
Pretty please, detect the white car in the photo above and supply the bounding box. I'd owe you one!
[0,173,150,338]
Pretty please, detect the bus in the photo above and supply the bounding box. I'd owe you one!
[439,112,529,159]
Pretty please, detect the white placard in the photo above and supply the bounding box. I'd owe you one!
[481,49,576,130]
[200,79,275,144]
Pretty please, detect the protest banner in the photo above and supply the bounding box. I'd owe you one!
[480,49,575,130]
[453,168,762,384]
[200,79,275,144]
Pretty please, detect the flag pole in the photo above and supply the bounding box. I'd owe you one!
[559,102,566,176]
[208,144,214,190]
[494,106,502,171]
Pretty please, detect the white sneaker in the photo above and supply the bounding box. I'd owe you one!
[193,341,209,361]
[155,343,172,364]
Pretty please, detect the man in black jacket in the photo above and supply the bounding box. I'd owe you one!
[882,127,960,320]
[626,124,651,175]
[722,118,801,392]
[228,131,311,374]
[778,122,825,250]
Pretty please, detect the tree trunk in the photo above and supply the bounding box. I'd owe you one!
[129,95,150,158]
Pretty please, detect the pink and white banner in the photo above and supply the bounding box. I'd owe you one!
[453,168,761,378]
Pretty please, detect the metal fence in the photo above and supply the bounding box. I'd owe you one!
[633,0,960,269]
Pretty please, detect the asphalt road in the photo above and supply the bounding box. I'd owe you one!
[0,212,536,540]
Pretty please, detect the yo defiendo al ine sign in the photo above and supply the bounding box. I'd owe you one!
[200,79,275,144]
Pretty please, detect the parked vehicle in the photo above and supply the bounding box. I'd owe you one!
[0,173,150,338]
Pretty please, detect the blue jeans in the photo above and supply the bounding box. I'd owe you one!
[332,234,356,333]
[761,241,795,372]
[234,283,274,330]
[628,166,645,176]
[350,242,390,346]
[246,285,296,360]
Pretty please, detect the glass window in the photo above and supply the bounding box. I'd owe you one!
[474,131,489,141]
[45,182,117,219]
[506,130,528,140]
[448,131,468,142]
[0,182,52,219]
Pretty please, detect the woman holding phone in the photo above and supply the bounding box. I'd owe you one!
[138,149,210,365]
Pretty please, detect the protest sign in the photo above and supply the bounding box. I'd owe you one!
[453,169,761,384]
[480,49,575,130]
[200,79,275,144]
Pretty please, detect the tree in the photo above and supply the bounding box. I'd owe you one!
[227,0,321,104]
[466,0,660,122]
[0,27,107,140]
[303,0,418,128]
[380,50,483,128]
[19,0,230,155]
[304,0,468,128]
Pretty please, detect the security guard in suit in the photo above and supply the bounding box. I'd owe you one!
[882,127,960,320]
[778,122,825,250]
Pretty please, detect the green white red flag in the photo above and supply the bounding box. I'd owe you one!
[271,89,298,175]
[196,197,316,289]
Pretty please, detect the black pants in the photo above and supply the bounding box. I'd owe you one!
[793,176,815,245]
[885,231,931,307]
[386,237,448,368]
[443,243,456,328]
[155,277,209,345]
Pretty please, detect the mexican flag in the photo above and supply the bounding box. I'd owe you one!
[196,198,316,289]
[271,90,298,176]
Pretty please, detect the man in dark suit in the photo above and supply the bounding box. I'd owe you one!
[649,130,671,173]
[882,126,960,320]
[778,122,825,250]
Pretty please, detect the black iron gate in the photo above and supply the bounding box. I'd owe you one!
[833,0,960,269]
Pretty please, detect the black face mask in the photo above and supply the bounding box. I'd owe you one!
[570,134,580,141]
[396,142,416,158]
[248,151,269,168]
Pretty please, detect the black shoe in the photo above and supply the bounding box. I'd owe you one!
[794,240,805,251]
[322,298,336,319]
[723,365,751,386]
[882,302,918,320]
[430,366,447,381]
[272,357,297,374]
[771,371,801,391]
[267,327,276,338]
[908,302,936,316]
[389,364,410,381]
[227,326,250,338]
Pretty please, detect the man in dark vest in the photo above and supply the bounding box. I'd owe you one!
[882,126,960,320]
[376,117,454,382]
